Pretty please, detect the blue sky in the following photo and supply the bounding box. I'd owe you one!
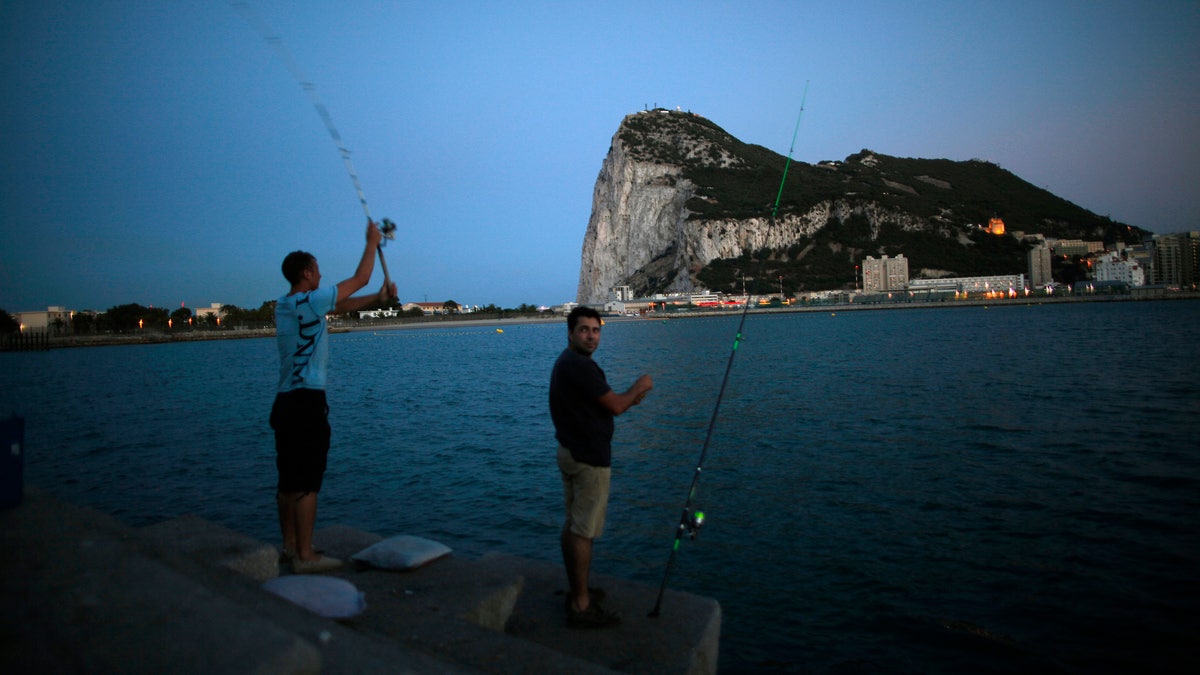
[2,1,1197,313]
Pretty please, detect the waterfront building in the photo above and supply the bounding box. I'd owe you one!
[861,254,909,293]
[1149,231,1199,288]
[908,274,1027,294]
[15,306,73,334]
[193,303,225,322]
[357,308,404,319]
[1114,241,1155,284]
[1092,252,1145,286]
[1028,242,1053,287]
[402,302,454,315]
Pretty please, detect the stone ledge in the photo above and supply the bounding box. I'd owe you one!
[1,489,475,674]
[140,514,281,582]
[3,488,720,674]
[298,526,720,674]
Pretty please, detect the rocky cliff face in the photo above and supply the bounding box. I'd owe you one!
[576,111,904,303]
[576,130,693,304]
[576,109,1140,303]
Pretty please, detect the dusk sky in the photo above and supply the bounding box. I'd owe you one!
[2,1,1197,313]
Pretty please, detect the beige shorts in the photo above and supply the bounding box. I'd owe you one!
[557,446,611,539]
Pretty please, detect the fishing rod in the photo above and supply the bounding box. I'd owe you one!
[649,82,809,618]
[229,1,396,299]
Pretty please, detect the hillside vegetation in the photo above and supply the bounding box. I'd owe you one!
[618,109,1146,294]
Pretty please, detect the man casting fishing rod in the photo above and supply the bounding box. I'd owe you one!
[271,219,396,573]
[550,306,654,628]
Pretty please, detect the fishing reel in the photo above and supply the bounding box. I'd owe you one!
[379,218,397,243]
[681,509,706,540]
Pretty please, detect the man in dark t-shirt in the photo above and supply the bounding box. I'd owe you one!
[549,306,653,628]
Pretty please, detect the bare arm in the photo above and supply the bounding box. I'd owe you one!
[598,374,654,416]
[334,281,397,314]
[334,220,383,308]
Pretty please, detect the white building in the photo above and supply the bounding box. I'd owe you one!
[1092,252,1145,286]
[16,306,72,333]
[611,286,634,302]
[194,303,225,321]
[357,308,404,319]
[908,273,1027,294]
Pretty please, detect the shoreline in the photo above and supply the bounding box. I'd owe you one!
[13,291,1199,350]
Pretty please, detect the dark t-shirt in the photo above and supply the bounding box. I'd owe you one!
[549,347,614,467]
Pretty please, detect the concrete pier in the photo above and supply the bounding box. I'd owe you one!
[1,488,720,673]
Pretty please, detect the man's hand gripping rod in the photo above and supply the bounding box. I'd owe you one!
[377,218,398,305]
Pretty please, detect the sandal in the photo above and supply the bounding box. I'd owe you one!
[566,601,621,629]
[291,555,344,574]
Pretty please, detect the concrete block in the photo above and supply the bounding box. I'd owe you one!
[4,492,722,675]
[313,524,524,631]
[1,491,322,674]
[483,552,722,675]
[139,515,281,582]
[311,523,383,552]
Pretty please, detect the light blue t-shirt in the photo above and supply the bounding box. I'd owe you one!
[275,285,338,392]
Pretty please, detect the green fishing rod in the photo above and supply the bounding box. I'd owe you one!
[649,82,809,618]
[230,1,396,299]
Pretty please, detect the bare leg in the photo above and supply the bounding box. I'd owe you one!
[277,491,297,555]
[278,491,321,561]
[561,524,593,612]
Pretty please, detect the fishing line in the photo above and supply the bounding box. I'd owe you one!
[649,81,809,618]
[229,1,396,292]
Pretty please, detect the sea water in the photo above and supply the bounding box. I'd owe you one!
[2,300,1198,673]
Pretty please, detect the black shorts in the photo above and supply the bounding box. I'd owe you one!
[270,388,331,493]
